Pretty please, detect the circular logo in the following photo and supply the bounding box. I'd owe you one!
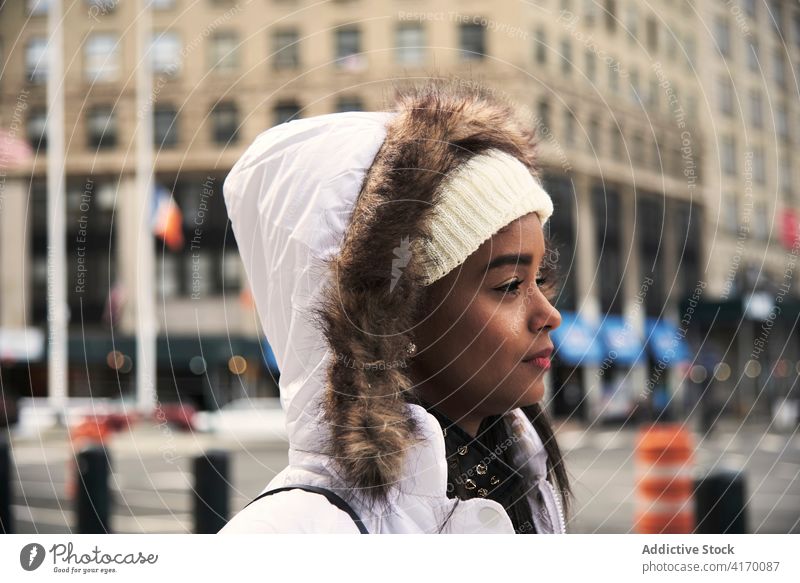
[20,543,46,571]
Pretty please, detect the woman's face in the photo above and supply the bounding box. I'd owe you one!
[409,211,562,434]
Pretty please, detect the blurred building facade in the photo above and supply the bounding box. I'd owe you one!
[0,0,798,422]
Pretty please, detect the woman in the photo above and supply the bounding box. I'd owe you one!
[219,77,572,533]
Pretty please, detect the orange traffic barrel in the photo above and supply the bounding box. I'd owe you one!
[634,422,695,533]
[66,419,110,499]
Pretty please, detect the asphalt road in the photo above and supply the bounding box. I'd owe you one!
[6,419,799,534]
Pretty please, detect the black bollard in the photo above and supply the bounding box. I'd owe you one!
[1,437,12,533]
[693,468,748,533]
[75,445,112,533]
[193,449,230,533]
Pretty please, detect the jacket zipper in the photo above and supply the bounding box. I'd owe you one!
[553,485,567,533]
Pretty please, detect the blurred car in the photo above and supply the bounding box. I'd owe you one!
[0,395,18,428]
[193,397,286,440]
[156,402,197,432]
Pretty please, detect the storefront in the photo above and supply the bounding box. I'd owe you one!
[595,314,646,424]
[643,317,692,420]
[550,311,603,421]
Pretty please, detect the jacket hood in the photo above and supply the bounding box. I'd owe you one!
[223,79,564,531]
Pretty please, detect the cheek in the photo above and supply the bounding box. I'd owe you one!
[452,300,525,376]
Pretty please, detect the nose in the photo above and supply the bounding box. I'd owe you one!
[528,289,562,334]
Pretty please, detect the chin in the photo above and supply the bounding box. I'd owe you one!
[497,377,545,412]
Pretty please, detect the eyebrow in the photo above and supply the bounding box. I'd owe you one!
[485,253,533,272]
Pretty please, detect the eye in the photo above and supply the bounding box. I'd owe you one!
[495,277,524,296]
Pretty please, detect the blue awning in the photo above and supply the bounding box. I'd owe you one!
[261,336,280,375]
[644,317,691,365]
[551,311,604,366]
[597,314,646,366]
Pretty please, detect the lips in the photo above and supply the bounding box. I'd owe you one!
[523,347,553,362]
[522,346,554,370]
[528,356,551,370]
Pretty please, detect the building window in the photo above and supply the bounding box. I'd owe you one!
[743,0,757,20]
[588,117,601,152]
[154,106,178,148]
[604,0,617,32]
[156,177,239,297]
[752,146,766,184]
[717,77,734,116]
[563,108,576,147]
[664,27,678,61]
[27,107,47,151]
[578,0,595,26]
[86,105,117,149]
[625,4,638,41]
[747,38,760,71]
[720,135,736,175]
[779,154,791,196]
[714,16,731,57]
[772,49,786,88]
[753,201,768,240]
[26,37,48,84]
[795,12,800,48]
[776,102,789,142]
[85,33,119,83]
[749,90,763,128]
[767,0,783,34]
[158,253,180,298]
[631,132,645,166]
[459,22,486,61]
[608,58,619,94]
[537,98,550,133]
[593,186,623,314]
[335,96,363,112]
[273,101,301,125]
[335,27,365,70]
[629,69,641,104]
[395,23,426,66]
[27,0,50,15]
[648,77,659,110]
[645,17,658,52]
[560,38,571,75]
[723,192,739,235]
[151,31,181,75]
[684,34,696,65]
[611,125,623,160]
[86,0,116,13]
[209,32,239,73]
[222,251,241,291]
[534,27,547,64]
[541,175,576,310]
[272,29,300,70]
[638,195,666,316]
[211,102,238,144]
[585,49,596,82]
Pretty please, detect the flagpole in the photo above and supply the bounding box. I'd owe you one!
[47,0,68,419]
[135,0,157,415]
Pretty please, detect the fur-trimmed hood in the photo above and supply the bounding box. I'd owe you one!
[221,78,566,534]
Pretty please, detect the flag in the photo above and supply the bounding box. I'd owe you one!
[150,183,184,251]
[0,129,34,169]
[239,284,255,309]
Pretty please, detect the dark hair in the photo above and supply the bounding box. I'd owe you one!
[414,230,574,530]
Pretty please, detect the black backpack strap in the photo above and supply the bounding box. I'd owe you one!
[245,484,369,534]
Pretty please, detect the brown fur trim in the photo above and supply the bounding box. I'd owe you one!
[310,76,541,502]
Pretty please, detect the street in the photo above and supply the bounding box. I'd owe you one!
[6,420,799,534]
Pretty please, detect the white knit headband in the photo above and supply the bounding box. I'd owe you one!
[413,148,554,286]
